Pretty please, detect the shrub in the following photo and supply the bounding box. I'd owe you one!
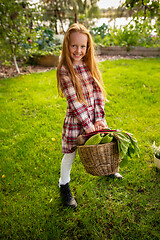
[91,19,160,48]
[22,26,62,58]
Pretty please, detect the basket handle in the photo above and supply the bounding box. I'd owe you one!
[84,128,117,138]
[76,129,117,146]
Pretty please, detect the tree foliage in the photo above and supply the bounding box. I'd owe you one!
[42,0,100,33]
[0,0,40,72]
[123,0,160,37]
[123,0,160,19]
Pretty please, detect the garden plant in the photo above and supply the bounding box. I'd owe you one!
[91,20,160,49]
[23,26,62,65]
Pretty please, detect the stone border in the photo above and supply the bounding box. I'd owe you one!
[99,46,160,57]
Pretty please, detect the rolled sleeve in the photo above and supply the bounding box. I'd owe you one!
[93,82,106,122]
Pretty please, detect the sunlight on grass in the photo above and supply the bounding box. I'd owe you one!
[0,58,160,240]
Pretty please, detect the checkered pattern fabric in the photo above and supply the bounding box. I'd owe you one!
[59,63,106,153]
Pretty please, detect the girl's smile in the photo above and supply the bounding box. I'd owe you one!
[69,32,88,65]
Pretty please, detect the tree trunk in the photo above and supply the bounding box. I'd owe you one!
[55,10,58,34]
[75,12,77,23]
[13,55,20,74]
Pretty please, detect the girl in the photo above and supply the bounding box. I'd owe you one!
[57,23,122,209]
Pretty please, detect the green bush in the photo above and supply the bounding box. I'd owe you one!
[90,23,109,39]
[22,26,62,58]
[91,19,160,48]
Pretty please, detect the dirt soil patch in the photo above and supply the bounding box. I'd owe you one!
[0,55,143,79]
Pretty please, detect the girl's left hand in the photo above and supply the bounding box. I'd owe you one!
[94,121,107,131]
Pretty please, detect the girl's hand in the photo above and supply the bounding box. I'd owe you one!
[85,125,95,134]
[94,121,107,131]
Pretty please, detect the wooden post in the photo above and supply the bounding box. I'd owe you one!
[75,13,77,23]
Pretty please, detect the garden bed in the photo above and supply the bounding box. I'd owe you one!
[0,64,54,78]
[99,46,160,57]
[33,54,59,67]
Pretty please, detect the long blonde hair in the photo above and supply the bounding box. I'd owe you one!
[57,23,106,102]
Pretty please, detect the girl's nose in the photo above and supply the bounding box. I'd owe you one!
[76,46,81,53]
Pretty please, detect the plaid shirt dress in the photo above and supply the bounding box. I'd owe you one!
[59,63,106,153]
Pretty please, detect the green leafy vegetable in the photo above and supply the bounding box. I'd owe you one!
[111,130,140,161]
[83,128,140,162]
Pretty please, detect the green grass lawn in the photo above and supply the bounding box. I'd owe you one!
[0,58,160,240]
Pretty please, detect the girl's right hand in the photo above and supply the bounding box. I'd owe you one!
[85,125,95,133]
[94,121,107,131]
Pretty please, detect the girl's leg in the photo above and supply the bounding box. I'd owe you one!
[59,150,76,186]
[59,151,77,208]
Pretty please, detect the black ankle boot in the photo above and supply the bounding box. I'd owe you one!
[60,183,77,208]
[109,172,123,179]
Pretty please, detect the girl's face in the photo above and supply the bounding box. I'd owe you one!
[69,31,88,65]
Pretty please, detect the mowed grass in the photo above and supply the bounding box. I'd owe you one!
[0,58,160,240]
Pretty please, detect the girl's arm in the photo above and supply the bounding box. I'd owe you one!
[93,82,107,127]
[60,68,95,133]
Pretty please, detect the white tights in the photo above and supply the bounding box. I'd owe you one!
[59,151,76,187]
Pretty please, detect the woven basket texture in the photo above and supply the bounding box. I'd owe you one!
[78,142,121,176]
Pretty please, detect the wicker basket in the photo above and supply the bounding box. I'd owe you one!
[78,142,121,176]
